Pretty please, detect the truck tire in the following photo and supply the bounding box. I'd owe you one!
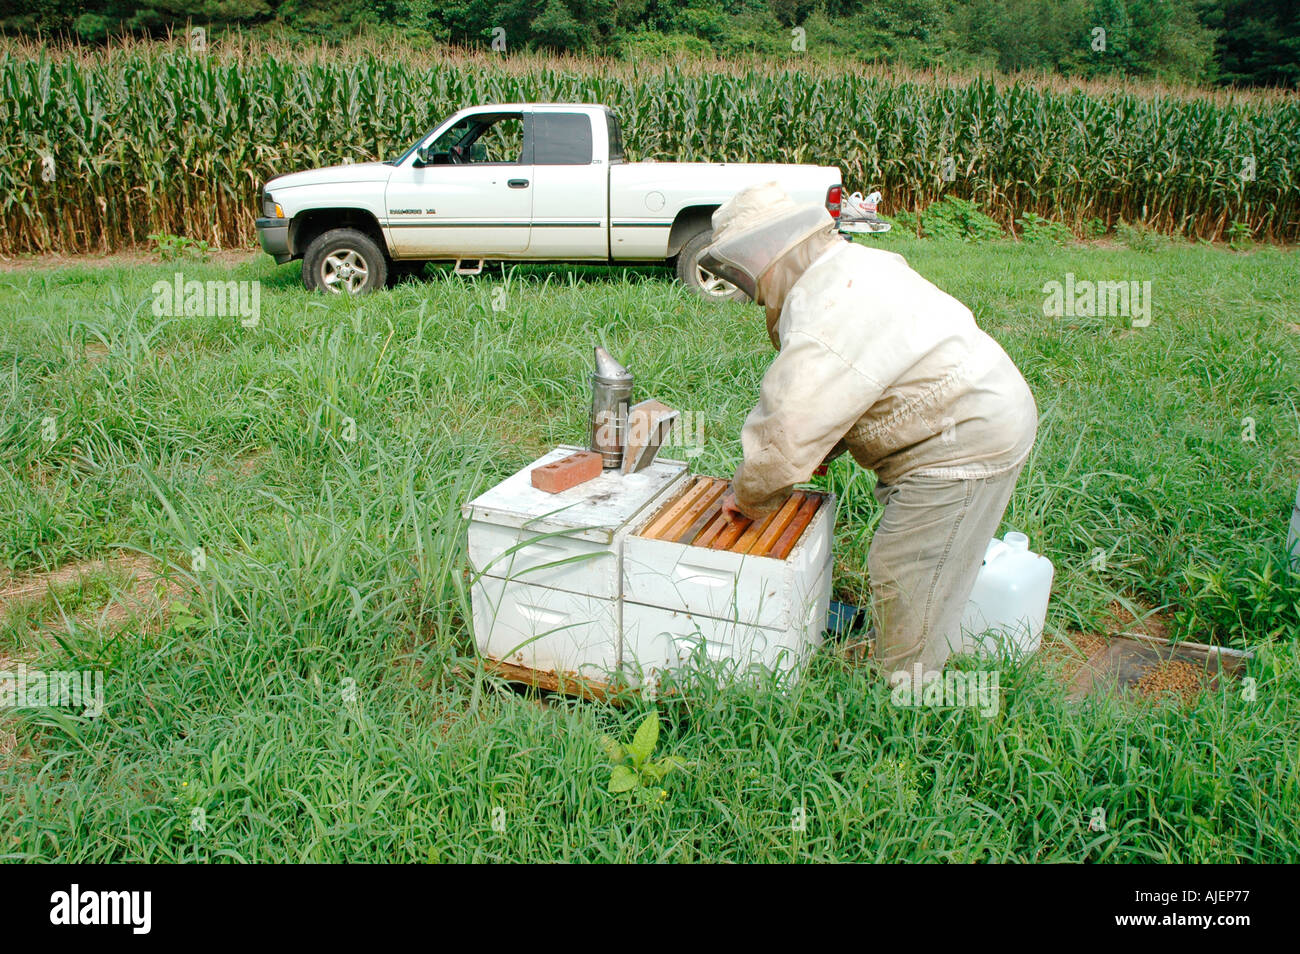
[675,228,750,303]
[302,228,387,295]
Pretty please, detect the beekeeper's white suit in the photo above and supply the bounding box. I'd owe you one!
[700,183,1038,676]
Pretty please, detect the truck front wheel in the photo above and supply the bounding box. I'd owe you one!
[302,228,387,295]
[675,228,750,304]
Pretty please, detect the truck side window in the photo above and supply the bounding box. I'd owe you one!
[475,117,523,163]
[426,114,523,165]
[605,110,625,163]
[532,113,593,165]
[426,118,474,162]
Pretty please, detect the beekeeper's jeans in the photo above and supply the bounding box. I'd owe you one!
[867,463,1024,679]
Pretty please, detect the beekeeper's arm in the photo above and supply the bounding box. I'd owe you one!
[730,329,885,518]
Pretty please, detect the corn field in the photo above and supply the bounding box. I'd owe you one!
[2,44,1297,254]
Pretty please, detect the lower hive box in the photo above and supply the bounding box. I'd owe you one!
[463,447,689,687]
[621,476,837,682]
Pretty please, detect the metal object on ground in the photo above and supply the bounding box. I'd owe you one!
[826,601,868,639]
[621,399,679,475]
[1065,632,1251,702]
[590,346,633,469]
[838,219,892,235]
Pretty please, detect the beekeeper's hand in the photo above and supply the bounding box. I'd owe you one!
[720,489,747,524]
[813,438,850,476]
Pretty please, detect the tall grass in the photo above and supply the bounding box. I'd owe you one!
[1,40,1297,255]
[0,236,1297,859]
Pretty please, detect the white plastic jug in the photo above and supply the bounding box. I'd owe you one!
[956,531,1054,658]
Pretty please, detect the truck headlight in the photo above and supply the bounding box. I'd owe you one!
[262,191,283,218]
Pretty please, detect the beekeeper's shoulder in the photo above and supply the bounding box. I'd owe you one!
[839,241,911,271]
[782,243,875,339]
[793,242,912,306]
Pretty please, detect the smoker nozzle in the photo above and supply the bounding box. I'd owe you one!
[593,346,632,384]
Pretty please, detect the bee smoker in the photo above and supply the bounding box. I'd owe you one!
[590,346,633,469]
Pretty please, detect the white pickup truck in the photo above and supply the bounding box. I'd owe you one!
[255,103,843,300]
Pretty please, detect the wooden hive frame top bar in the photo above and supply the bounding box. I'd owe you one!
[636,476,822,559]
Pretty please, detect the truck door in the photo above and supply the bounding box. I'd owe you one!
[526,110,609,259]
[383,111,532,257]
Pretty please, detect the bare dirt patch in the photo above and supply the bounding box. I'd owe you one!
[1100,600,1175,639]
[0,248,260,273]
[236,448,269,476]
[201,447,270,486]
[0,720,28,776]
[22,460,60,491]
[1046,601,1176,664]
[1041,629,1110,686]
[1,552,186,641]
[392,637,477,737]
[1,552,188,771]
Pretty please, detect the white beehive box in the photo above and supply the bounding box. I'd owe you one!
[622,488,836,683]
[462,446,688,683]
[463,448,837,691]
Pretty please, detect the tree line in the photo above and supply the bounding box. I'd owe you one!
[5,0,1296,86]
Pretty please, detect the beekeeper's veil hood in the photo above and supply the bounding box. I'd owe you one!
[698,182,836,308]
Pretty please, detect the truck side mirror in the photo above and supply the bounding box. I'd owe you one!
[415,145,430,166]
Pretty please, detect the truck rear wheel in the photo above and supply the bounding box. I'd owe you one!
[302,228,387,295]
[675,228,750,303]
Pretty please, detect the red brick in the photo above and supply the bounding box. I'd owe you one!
[531,451,603,494]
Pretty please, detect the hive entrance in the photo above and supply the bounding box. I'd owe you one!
[636,476,823,559]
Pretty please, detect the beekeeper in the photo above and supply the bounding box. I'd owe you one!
[702,183,1039,677]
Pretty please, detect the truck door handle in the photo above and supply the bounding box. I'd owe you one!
[508,179,529,189]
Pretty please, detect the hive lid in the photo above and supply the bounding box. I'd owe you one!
[462,445,688,544]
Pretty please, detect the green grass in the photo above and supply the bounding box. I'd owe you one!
[1,233,1298,861]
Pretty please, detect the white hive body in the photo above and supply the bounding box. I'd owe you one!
[463,446,687,680]
[621,493,836,682]
[463,447,836,688]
